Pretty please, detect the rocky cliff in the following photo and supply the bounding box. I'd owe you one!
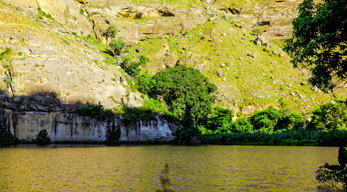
[0,93,179,143]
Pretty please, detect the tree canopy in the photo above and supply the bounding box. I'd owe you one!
[284,0,347,91]
[150,65,217,125]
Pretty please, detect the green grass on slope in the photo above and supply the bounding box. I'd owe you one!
[128,17,337,116]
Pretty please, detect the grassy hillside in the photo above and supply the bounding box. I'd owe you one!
[127,16,339,116]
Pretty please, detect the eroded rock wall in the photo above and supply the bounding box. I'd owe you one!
[2,110,177,142]
[0,93,179,143]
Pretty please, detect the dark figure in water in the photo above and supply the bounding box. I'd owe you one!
[323,163,341,170]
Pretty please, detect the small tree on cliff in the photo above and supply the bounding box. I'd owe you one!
[284,0,347,91]
[104,24,118,45]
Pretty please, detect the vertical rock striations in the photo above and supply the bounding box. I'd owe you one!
[0,93,179,143]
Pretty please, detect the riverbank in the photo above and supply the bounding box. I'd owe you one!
[199,129,347,146]
[2,129,346,147]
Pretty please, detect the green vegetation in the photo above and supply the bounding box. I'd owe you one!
[36,129,51,144]
[109,38,125,55]
[0,128,16,145]
[250,108,285,133]
[135,12,143,19]
[123,107,156,126]
[308,102,347,131]
[129,16,336,114]
[316,146,347,188]
[285,0,347,91]
[150,65,217,126]
[252,28,263,36]
[75,104,114,121]
[172,101,347,145]
[135,73,156,94]
[106,123,121,144]
[0,47,14,96]
[122,55,150,77]
[205,106,233,133]
[65,6,70,23]
[232,118,253,133]
[79,8,84,15]
[37,7,52,20]
[104,25,118,44]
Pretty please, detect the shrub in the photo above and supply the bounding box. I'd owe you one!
[0,128,16,145]
[136,12,143,19]
[277,112,304,131]
[308,102,347,131]
[123,107,156,126]
[122,55,150,77]
[250,108,285,133]
[173,127,201,145]
[232,118,253,133]
[206,106,233,133]
[109,38,125,55]
[75,104,114,121]
[36,129,51,144]
[4,75,12,86]
[79,8,84,15]
[135,73,156,94]
[317,130,347,146]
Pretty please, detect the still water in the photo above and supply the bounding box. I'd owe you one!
[0,145,341,191]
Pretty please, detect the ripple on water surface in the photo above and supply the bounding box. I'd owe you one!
[0,145,342,191]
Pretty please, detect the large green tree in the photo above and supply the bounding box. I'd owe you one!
[150,65,217,125]
[285,0,347,91]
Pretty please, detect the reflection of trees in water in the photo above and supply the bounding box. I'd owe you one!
[156,163,173,192]
[316,185,345,192]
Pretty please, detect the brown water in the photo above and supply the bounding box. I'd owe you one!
[0,145,342,191]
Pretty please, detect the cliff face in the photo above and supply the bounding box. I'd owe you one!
[3,110,177,142]
[0,93,179,143]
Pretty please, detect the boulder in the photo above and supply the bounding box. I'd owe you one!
[247,53,256,58]
[272,50,279,55]
[254,36,266,45]
[202,0,212,3]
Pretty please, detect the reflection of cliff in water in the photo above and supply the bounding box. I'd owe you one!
[0,92,180,143]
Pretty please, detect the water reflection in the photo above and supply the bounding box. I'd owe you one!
[317,185,345,192]
[0,145,340,191]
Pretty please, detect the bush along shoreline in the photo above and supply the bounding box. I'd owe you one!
[173,101,347,146]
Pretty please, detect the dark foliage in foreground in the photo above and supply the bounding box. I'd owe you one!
[285,0,347,91]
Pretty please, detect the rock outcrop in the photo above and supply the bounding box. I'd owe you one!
[2,110,178,142]
[0,93,179,143]
[3,0,207,45]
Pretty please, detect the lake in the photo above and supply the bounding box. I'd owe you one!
[0,145,342,191]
